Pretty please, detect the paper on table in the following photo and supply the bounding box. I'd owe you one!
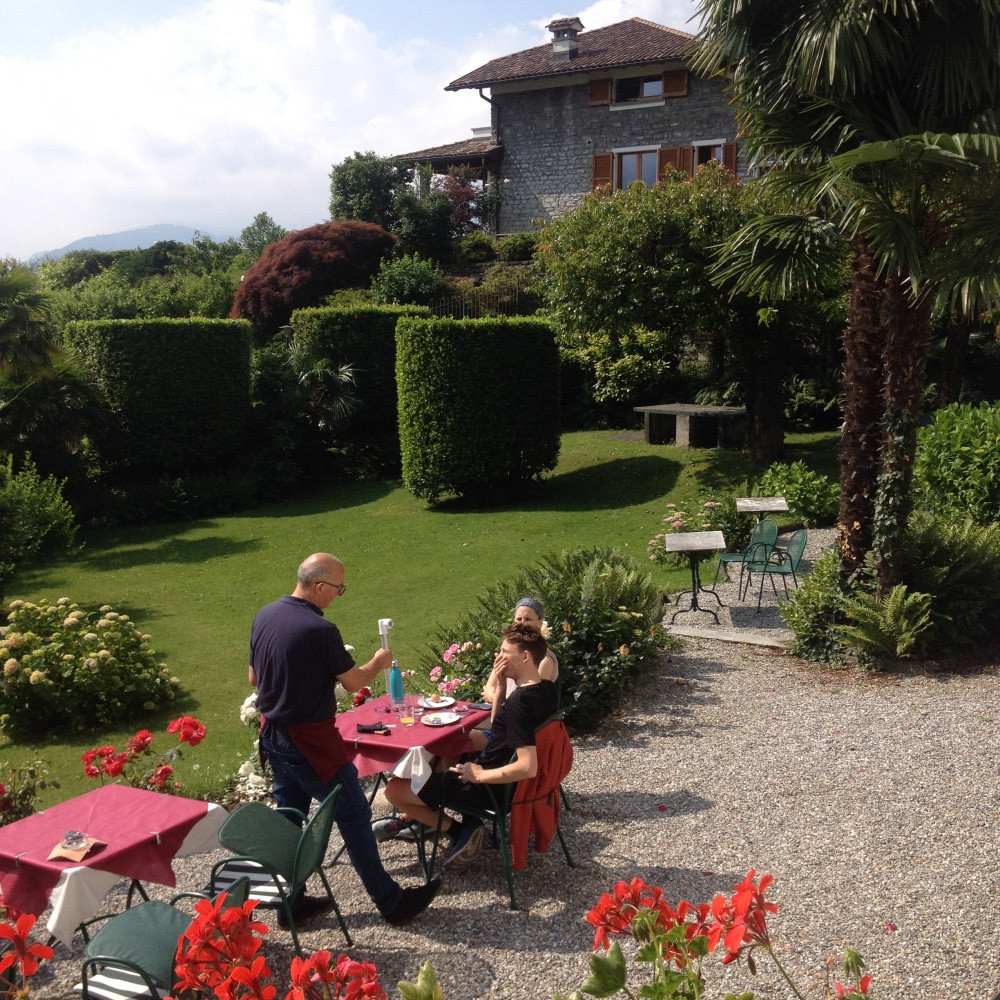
[46,836,105,862]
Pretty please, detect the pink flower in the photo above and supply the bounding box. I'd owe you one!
[429,666,442,681]
[672,520,684,530]
[443,643,460,664]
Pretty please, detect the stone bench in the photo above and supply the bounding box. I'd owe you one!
[634,403,746,448]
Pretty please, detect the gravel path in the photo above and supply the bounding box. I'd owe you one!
[29,629,1000,998]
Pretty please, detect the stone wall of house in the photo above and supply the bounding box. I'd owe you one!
[494,73,742,233]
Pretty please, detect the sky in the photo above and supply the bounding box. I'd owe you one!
[0,0,701,261]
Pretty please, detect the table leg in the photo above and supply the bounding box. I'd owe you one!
[670,554,720,624]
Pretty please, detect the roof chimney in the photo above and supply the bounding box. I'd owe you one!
[546,17,584,62]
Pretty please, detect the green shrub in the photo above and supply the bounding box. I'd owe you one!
[371,253,448,306]
[64,318,253,475]
[757,460,839,526]
[421,547,670,730]
[783,375,840,432]
[0,455,79,600]
[901,512,1000,651]
[290,304,432,477]
[913,401,1000,523]
[781,549,849,663]
[834,585,934,661]
[496,231,539,262]
[396,316,560,503]
[454,232,498,267]
[0,760,58,826]
[0,598,177,738]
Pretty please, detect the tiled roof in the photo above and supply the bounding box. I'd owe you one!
[395,137,500,162]
[447,17,697,91]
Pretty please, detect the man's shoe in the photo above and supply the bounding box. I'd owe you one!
[372,816,414,842]
[384,877,442,926]
[277,895,330,928]
[444,820,487,872]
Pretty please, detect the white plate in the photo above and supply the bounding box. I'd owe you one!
[421,711,461,727]
[419,696,455,709]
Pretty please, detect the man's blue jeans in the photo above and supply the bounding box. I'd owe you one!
[259,737,402,917]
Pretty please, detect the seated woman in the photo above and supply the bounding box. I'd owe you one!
[482,597,559,702]
[374,622,558,870]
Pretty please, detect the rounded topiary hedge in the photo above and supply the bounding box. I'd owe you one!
[396,316,560,503]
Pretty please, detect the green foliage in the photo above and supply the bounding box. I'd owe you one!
[834,585,934,661]
[422,547,669,730]
[291,304,432,477]
[329,151,410,230]
[394,169,454,263]
[782,548,849,663]
[396,316,560,503]
[913,402,1000,523]
[757,460,838,525]
[496,231,539,262]
[0,455,79,600]
[0,760,58,826]
[64,318,252,475]
[371,253,447,305]
[237,211,288,268]
[0,598,177,738]
[901,512,1000,651]
[453,232,497,267]
[783,374,840,431]
[398,960,446,1000]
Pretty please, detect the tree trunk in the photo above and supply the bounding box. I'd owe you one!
[837,238,885,583]
[872,274,932,594]
[939,317,971,406]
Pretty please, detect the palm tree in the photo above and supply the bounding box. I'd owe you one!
[694,0,1000,591]
[0,263,55,380]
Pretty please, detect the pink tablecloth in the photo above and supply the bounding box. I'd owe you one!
[336,695,490,779]
[0,784,208,918]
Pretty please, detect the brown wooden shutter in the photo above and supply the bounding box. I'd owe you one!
[658,148,680,182]
[663,69,689,98]
[592,153,613,191]
[679,146,695,176]
[589,79,612,106]
[722,141,738,176]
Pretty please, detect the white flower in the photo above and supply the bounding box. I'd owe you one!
[540,620,553,639]
[344,644,354,653]
[239,760,255,777]
[239,692,259,726]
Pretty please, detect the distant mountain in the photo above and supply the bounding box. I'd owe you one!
[33,224,229,261]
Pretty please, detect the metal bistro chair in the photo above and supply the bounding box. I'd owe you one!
[711,517,778,593]
[76,878,250,1000]
[741,528,809,610]
[208,788,351,955]
[425,712,574,909]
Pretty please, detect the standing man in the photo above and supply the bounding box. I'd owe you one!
[249,552,440,926]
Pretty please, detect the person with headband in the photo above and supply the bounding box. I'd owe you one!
[482,597,560,704]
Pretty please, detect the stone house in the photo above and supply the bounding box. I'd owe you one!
[398,16,741,234]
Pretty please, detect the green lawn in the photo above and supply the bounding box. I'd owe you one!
[4,429,837,804]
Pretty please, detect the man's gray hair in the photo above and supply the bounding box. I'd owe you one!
[297,556,341,586]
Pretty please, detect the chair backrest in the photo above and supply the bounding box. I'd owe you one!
[291,787,341,889]
[749,517,778,550]
[783,529,808,569]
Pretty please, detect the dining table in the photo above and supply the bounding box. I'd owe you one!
[0,783,226,946]
[336,694,491,781]
[665,529,727,624]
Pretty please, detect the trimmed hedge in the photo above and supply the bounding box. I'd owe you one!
[396,316,560,502]
[290,304,432,474]
[65,318,252,474]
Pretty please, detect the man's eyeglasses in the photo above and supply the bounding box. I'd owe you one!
[317,580,346,595]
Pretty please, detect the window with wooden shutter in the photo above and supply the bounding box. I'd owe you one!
[658,148,681,182]
[662,69,689,98]
[679,146,695,176]
[592,153,613,191]
[589,79,612,106]
[722,142,738,175]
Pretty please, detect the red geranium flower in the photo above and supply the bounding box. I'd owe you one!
[148,764,174,788]
[126,729,155,756]
[167,716,206,747]
[0,913,55,981]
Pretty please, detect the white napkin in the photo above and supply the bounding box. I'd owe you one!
[391,745,435,794]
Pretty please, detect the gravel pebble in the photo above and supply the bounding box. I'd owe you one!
[28,563,1000,998]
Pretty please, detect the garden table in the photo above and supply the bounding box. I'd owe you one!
[666,530,727,624]
[736,496,789,521]
[0,784,226,945]
[336,695,491,780]
[634,403,746,448]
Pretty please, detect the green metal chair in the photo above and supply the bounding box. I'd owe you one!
[76,878,250,1000]
[711,518,778,593]
[208,788,351,954]
[425,712,574,910]
[742,528,808,610]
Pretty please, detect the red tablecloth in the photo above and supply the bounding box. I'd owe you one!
[0,784,208,917]
[336,695,490,779]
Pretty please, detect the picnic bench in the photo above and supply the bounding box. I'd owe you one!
[633,403,747,448]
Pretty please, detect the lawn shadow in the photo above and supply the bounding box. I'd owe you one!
[67,531,267,572]
[431,455,683,514]
[227,478,398,519]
